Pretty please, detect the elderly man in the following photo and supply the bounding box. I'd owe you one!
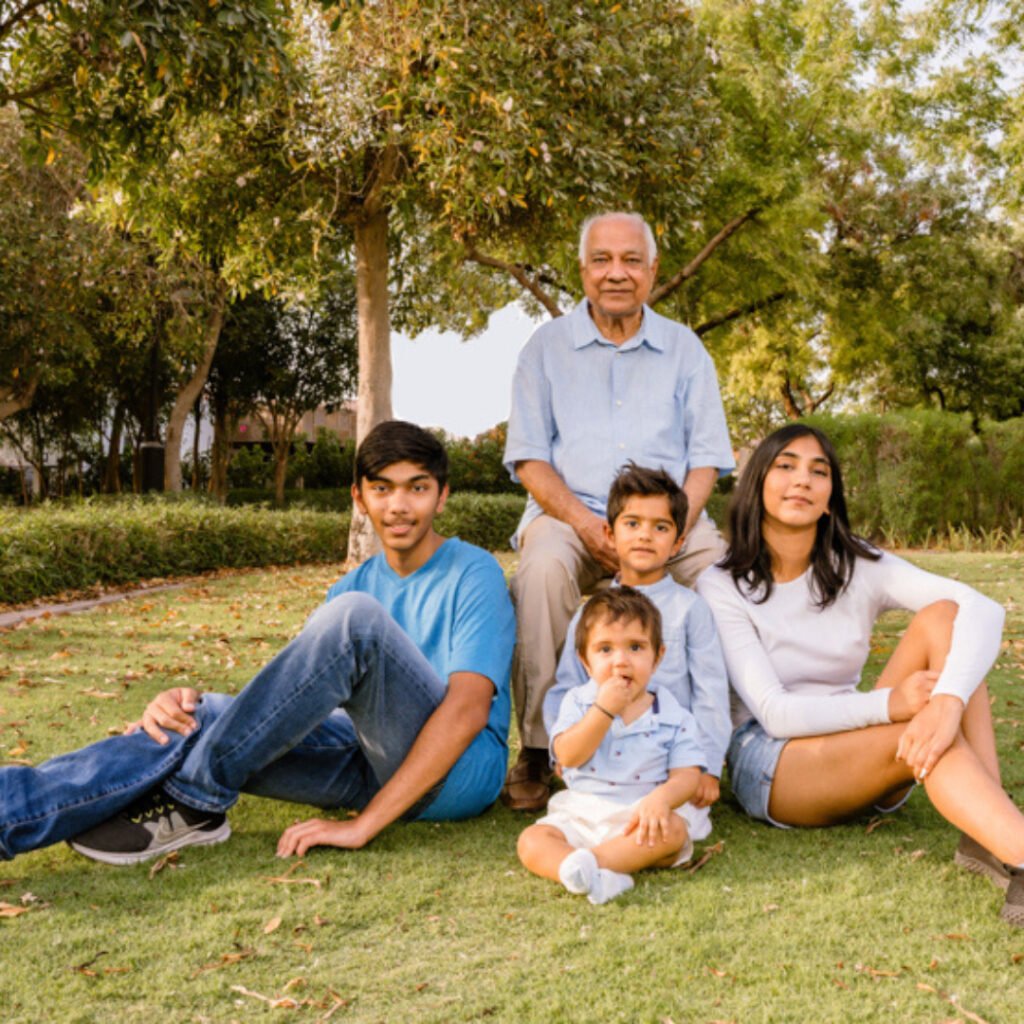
[501,211,735,811]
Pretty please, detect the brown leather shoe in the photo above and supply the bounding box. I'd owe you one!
[501,747,553,812]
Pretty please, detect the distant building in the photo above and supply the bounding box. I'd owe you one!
[232,401,357,452]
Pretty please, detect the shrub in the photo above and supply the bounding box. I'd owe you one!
[0,493,526,604]
[0,500,349,605]
[436,493,525,551]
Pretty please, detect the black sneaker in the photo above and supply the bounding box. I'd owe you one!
[68,789,230,865]
[1000,868,1024,927]
[954,833,1011,890]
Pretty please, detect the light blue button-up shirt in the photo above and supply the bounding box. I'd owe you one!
[544,575,731,777]
[551,681,706,804]
[504,299,735,543]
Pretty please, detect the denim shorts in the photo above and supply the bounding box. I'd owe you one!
[726,718,790,828]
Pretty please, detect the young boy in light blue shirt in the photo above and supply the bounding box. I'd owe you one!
[517,588,705,904]
[543,463,731,837]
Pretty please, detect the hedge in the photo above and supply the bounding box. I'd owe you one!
[803,410,1024,543]
[0,493,528,605]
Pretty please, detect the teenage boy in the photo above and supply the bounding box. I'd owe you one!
[543,463,730,820]
[0,421,516,864]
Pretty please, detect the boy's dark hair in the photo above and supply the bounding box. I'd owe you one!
[355,420,449,489]
[606,462,688,537]
[720,423,879,608]
[574,586,663,658]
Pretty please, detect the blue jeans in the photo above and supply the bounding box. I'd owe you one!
[0,594,448,859]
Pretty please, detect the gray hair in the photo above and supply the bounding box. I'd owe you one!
[578,212,658,266]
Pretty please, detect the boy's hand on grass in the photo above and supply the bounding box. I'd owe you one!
[624,793,673,847]
[277,816,375,857]
[691,772,720,808]
[125,687,200,744]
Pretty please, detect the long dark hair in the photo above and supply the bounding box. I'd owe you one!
[720,424,879,607]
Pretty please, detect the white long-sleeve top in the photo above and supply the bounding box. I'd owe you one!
[695,552,1005,739]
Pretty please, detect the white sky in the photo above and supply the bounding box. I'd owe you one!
[391,303,543,439]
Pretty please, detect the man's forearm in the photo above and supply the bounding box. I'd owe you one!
[515,460,595,532]
[352,677,492,840]
[682,466,718,535]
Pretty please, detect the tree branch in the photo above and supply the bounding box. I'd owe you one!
[463,244,564,318]
[0,0,50,40]
[695,290,790,336]
[650,207,762,305]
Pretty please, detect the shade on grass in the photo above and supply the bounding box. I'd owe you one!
[0,553,1022,1023]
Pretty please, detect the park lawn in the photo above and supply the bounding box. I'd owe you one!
[0,552,1022,1024]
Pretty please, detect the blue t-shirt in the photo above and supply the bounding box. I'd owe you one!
[326,538,515,820]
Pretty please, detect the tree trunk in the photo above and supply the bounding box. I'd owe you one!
[191,395,203,491]
[0,373,38,421]
[103,402,126,494]
[346,208,393,567]
[208,401,236,504]
[272,441,289,508]
[164,280,227,491]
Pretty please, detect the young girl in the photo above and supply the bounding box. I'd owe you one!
[517,588,705,904]
[696,423,1024,927]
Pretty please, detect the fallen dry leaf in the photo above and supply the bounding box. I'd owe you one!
[7,740,29,758]
[79,688,118,700]
[192,947,256,978]
[148,851,179,879]
[0,902,33,918]
[685,840,725,875]
[230,984,299,1009]
[865,817,893,835]
[263,915,282,935]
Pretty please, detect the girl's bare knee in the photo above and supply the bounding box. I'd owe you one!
[913,600,957,632]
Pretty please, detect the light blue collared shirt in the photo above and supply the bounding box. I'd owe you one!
[503,299,735,543]
[544,574,731,777]
[551,681,706,804]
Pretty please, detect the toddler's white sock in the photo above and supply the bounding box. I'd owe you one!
[587,867,635,905]
[558,849,598,895]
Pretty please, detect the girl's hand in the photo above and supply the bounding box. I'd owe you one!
[624,793,673,847]
[896,694,964,780]
[887,670,939,722]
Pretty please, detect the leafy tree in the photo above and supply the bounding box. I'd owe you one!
[211,286,357,506]
[282,0,719,559]
[1,0,289,171]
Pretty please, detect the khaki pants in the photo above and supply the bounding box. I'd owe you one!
[509,514,726,749]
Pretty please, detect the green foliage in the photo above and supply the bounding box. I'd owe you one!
[805,410,992,543]
[304,429,356,490]
[0,500,348,605]
[227,445,271,489]
[225,487,351,512]
[443,423,518,495]
[2,0,290,173]
[0,492,525,603]
[436,493,525,553]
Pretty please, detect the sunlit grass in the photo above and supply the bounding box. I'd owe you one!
[1,553,1022,1023]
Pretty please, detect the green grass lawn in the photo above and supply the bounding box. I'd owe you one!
[1,552,1022,1023]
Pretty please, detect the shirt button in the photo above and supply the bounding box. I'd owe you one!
[618,443,625,450]
[616,400,623,407]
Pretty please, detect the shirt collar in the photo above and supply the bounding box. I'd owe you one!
[569,299,664,353]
